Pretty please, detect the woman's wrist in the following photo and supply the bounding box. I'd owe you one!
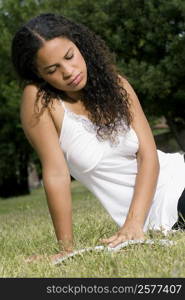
[58,239,74,252]
[122,217,144,231]
[124,212,146,228]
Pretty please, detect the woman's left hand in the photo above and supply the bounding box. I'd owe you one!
[100,222,145,248]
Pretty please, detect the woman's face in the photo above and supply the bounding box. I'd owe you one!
[36,37,87,99]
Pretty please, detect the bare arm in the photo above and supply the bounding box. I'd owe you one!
[21,85,73,252]
[101,77,160,247]
[122,78,160,227]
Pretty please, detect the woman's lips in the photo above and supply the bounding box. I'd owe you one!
[68,73,82,86]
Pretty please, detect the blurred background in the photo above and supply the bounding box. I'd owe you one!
[0,0,184,198]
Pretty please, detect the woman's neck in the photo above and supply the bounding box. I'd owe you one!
[65,91,83,103]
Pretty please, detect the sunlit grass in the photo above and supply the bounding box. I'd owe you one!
[0,181,185,278]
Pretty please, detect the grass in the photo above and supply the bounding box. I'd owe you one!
[0,180,185,278]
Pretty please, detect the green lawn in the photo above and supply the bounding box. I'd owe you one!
[0,181,185,278]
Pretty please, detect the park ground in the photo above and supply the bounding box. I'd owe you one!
[0,180,185,278]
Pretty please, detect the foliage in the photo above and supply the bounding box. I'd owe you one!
[63,0,185,148]
[0,0,185,197]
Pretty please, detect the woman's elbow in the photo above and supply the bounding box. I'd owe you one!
[42,165,71,183]
[137,150,160,172]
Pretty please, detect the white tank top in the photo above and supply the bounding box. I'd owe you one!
[59,100,185,232]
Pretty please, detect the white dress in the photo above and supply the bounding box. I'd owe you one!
[59,100,185,232]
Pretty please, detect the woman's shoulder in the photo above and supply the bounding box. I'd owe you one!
[21,84,40,116]
[22,83,39,96]
[21,84,41,106]
[21,84,62,109]
[20,84,54,129]
[20,85,69,173]
[21,84,64,137]
[21,84,56,114]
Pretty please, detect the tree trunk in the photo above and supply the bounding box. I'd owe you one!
[17,151,30,196]
[165,114,185,152]
[0,175,19,198]
[0,153,30,198]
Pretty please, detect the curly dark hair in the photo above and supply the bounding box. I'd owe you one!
[11,13,133,143]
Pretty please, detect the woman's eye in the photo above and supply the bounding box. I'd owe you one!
[47,69,56,74]
[66,54,74,60]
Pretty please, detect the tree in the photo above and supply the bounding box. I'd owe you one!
[63,0,185,150]
[0,0,44,197]
[0,0,184,197]
[45,0,185,149]
[0,0,73,197]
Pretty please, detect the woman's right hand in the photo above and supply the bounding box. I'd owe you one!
[24,250,73,264]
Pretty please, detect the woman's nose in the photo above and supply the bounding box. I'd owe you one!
[62,65,73,79]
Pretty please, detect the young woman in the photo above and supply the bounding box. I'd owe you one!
[11,13,185,262]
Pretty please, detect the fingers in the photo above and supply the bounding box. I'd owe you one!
[49,252,72,263]
[108,236,126,248]
[108,233,146,248]
[100,234,118,245]
[24,252,71,264]
[24,254,46,263]
[101,235,126,248]
[100,231,145,248]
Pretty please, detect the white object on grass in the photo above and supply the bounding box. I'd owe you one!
[53,239,175,265]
